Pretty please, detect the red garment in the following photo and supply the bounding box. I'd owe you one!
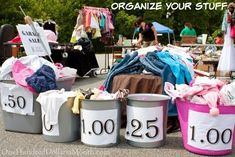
[228,13,231,23]
[231,26,235,38]
[215,37,224,44]
[9,35,21,43]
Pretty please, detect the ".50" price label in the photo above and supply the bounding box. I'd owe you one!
[125,106,163,143]
[0,83,34,115]
[188,110,235,151]
[80,109,118,146]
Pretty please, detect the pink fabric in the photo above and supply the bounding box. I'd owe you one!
[104,14,109,32]
[231,26,235,38]
[84,10,91,29]
[44,30,57,43]
[12,60,35,92]
[202,91,219,115]
[164,82,203,101]
[164,76,226,115]
[99,85,105,91]
[82,7,113,33]
[54,63,63,70]
[108,13,114,30]
[164,82,181,101]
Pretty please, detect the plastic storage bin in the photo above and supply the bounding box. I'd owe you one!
[176,99,235,156]
[0,80,42,133]
[0,77,76,134]
[56,76,76,91]
[42,97,80,142]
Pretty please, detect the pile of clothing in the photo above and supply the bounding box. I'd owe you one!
[103,45,194,117]
[37,88,129,115]
[71,88,129,114]
[0,55,77,93]
[165,76,235,116]
[36,88,128,131]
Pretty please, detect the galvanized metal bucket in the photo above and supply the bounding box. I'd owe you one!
[125,94,170,148]
[81,99,121,147]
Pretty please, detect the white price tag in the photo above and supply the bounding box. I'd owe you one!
[41,111,59,136]
[188,110,235,151]
[16,24,51,56]
[81,109,118,146]
[125,106,163,143]
[0,83,34,115]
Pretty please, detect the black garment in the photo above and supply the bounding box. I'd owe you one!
[0,24,15,64]
[44,21,56,35]
[139,22,155,42]
[75,37,93,53]
[66,49,99,77]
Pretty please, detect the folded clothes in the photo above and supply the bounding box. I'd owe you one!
[26,65,57,93]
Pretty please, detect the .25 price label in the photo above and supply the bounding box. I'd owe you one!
[125,106,163,143]
[126,118,159,139]
[187,110,235,151]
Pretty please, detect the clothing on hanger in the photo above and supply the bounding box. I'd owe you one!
[44,20,57,35]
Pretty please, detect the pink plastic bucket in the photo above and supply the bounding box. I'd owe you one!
[176,99,235,156]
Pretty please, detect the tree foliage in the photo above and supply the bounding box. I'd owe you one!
[0,0,231,43]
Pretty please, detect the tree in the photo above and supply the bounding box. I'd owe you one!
[0,0,230,44]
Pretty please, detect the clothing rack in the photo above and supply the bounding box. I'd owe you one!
[83,6,109,12]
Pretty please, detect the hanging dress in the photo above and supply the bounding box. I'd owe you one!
[217,12,235,74]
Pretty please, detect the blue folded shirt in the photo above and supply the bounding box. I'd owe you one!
[26,65,57,93]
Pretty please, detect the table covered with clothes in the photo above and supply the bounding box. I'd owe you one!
[111,74,162,94]
[103,45,194,132]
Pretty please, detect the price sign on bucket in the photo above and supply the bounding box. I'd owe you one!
[187,110,235,151]
[41,111,59,136]
[81,109,118,146]
[125,106,163,143]
[0,83,34,115]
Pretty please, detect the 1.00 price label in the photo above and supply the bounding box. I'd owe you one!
[125,106,163,143]
[81,119,115,135]
[187,110,235,151]
[189,126,232,145]
[81,109,118,146]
